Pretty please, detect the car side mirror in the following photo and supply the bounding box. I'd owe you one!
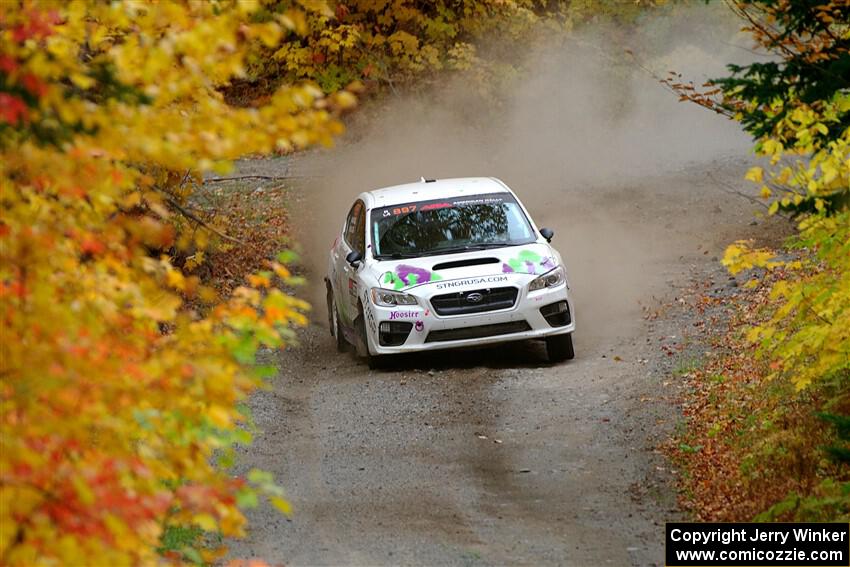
[346,250,362,267]
[540,227,554,243]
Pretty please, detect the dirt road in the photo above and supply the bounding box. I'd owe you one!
[224,153,788,565]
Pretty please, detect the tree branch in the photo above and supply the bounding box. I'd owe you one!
[163,196,248,246]
[203,174,310,183]
[707,172,792,220]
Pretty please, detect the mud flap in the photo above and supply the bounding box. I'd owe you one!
[325,279,334,335]
[354,314,370,358]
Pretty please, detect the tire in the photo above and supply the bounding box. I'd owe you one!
[328,291,347,353]
[355,305,388,370]
[546,333,575,362]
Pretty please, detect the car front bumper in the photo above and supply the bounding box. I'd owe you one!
[363,278,575,356]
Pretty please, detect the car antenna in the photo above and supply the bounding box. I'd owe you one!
[420,176,436,183]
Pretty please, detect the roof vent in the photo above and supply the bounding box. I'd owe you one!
[420,177,436,183]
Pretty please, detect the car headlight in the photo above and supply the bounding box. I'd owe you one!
[371,288,419,307]
[528,266,565,292]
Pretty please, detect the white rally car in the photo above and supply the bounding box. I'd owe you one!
[325,177,575,368]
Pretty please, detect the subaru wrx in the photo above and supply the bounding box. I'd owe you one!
[325,177,575,368]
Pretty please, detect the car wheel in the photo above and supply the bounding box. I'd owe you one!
[327,291,347,353]
[331,299,348,352]
[355,305,387,370]
[546,333,575,362]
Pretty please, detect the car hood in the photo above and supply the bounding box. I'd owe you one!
[369,243,558,291]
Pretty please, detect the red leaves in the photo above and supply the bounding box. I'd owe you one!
[79,235,105,256]
[0,93,29,125]
[0,54,17,73]
[5,437,172,548]
[0,279,27,299]
[11,9,59,43]
[20,72,47,97]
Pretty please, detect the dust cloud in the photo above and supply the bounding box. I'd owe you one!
[295,3,760,343]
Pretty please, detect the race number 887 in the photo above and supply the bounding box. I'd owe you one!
[393,205,416,215]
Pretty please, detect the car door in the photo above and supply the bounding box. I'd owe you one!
[336,200,365,325]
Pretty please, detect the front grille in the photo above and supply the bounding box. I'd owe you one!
[430,286,518,316]
[425,320,531,343]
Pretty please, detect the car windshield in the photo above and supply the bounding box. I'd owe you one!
[371,193,536,259]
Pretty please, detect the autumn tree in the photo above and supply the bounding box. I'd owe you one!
[0,1,355,564]
[706,0,850,390]
[232,0,668,97]
[670,0,849,520]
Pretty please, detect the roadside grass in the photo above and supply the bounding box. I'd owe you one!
[668,265,850,521]
[461,549,483,566]
[158,525,206,565]
[672,356,701,379]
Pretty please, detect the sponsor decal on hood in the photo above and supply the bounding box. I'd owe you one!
[377,245,556,290]
[501,249,556,275]
[382,264,443,290]
[433,275,509,290]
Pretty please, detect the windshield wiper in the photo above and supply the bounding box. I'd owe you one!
[375,252,419,260]
[421,244,507,256]
[469,243,512,249]
[377,243,519,260]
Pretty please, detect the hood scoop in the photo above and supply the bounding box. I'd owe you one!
[432,257,500,271]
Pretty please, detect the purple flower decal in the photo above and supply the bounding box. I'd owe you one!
[396,264,432,286]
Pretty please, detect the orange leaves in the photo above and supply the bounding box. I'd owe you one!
[10,7,59,42]
[247,273,272,288]
[1,2,322,564]
[670,257,850,522]
[79,234,106,256]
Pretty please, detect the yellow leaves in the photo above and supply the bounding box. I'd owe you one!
[70,72,94,89]
[193,513,218,532]
[0,1,320,550]
[297,0,335,19]
[722,241,779,275]
[760,138,784,164]
[270,496,292,516]
[279,9,309,35]
[252,22,284,48]
[746,325,764,344]
[184,251,205,272]
[331,90,358,111]
[770,280,790,299]
[726,212,850,392]
[166,268,185,290]
[271,263,291,279]
[745,166,763,183]
[208,405,233,428]
[760,185,772,199]
[388,30,420,55]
